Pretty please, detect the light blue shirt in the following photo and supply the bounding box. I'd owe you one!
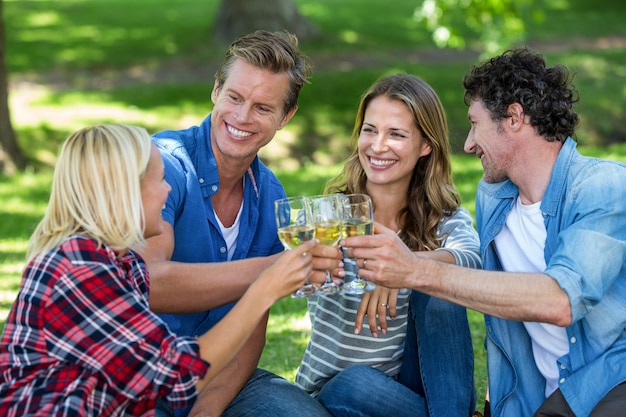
[152,114,286,339]
[476,138,626,417]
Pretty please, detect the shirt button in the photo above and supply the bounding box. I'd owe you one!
[560,364,566,370]
[212,185,218,192]
[220,247,227,253]
[570,337,577,344]
[199,178,204,184]
[559,378,565,384]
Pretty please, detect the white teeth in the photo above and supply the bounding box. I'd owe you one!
[227,125,252,138]
[370,157,396,167]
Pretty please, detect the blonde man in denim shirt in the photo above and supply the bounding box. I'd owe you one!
[341,47,626,417]
[142,31,338,417]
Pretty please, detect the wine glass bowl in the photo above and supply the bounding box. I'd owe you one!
[308,194,343,295]
[340,193,376,294]
[274,196,317,298]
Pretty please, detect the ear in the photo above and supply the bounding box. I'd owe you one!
[278,105,298,130]
[419,140,432,158]
[211,82,220,104]
[507,103,526,132]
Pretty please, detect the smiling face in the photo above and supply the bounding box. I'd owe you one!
[464,99,514,183]
[210,59,297,166]
[358,95,432,191]
[140,144,171,239]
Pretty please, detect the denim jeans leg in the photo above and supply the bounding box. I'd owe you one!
[220,368,331,417]
[317,365,428,417]
[397,297,425,397]
[155,397,176,417]
[399,290,476,417]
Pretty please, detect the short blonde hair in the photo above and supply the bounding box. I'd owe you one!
[27,124,152,261]
[215,30,312,115]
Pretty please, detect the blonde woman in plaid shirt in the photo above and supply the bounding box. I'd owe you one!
[0,124,317,416]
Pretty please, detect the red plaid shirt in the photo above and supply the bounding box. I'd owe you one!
[0,235,209,416]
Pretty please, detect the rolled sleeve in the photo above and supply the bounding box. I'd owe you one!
[155,335,210,407]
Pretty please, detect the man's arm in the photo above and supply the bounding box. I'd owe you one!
[343,234,572,327]
[419,260,572,326]
[140,221,343,313]
[138,221,276,313]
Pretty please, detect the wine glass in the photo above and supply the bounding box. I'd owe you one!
[340,193,376,294]
[308,194,342,296]
[275,196,317,298]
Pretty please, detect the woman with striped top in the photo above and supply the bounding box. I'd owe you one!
[296,73,481,417]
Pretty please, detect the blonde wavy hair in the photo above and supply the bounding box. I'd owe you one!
[26,124,152,261]
[325,73,461,251]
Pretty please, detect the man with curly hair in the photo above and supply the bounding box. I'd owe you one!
[341,47,626,416]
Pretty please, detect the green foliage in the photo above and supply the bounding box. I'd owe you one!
[415,0,550,55]
[415,0,626,57]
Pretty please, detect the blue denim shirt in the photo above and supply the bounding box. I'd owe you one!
[476,138,626,417]
[152,114,286,339]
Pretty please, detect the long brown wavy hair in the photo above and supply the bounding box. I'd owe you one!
[325,73,460,251]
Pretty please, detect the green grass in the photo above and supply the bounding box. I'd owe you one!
[6,0,626,170]
[3,0,626,408]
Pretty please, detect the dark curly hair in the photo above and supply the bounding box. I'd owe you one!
[463,47,579,143]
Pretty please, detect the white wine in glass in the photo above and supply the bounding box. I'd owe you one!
[275,196,317,298]
[340,193,376,294]
[313,221,342,246]
[278,225,315,249]
[309,194,343,295]
[341,218,374,238]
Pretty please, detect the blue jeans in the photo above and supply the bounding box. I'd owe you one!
[318,290,476,417]
[156,368,331,417]
[318,365,428,417]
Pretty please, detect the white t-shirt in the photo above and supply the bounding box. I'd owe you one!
[214,193,243,261]
[494,197,569,397]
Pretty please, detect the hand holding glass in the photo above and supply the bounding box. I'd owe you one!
[275,196,317,298]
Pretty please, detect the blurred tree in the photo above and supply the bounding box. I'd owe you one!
[415,0,553,56]
[212,0,319,46]
[0,0,26,174]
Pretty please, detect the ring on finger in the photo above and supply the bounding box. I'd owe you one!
[379,303,388,308]
[363,259,367,269]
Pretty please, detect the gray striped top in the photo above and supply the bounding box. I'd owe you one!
[295,206,481,396]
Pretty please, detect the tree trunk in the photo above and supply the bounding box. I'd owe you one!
[212,0,319,47]
[0,0,27,174]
